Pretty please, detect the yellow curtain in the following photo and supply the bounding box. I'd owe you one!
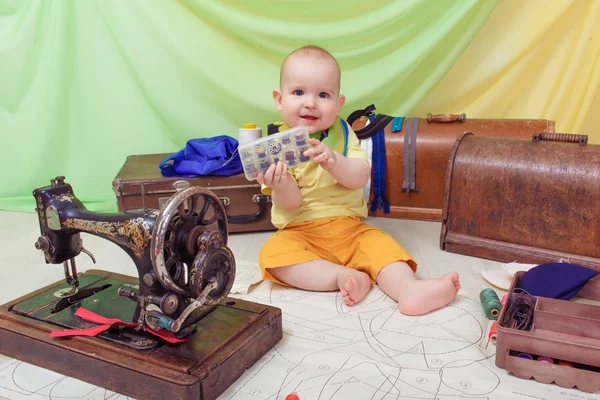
[412,0,600,143]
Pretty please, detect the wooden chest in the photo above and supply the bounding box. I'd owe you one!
[440,132,600,271]
[112,154,276,233]
[350,111,555,221]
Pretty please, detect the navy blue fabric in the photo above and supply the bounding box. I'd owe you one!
[520,262,599,300]
[369,116,389,214]
[159,135,243,177]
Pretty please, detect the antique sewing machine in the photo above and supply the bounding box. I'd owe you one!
[0,176,282,400]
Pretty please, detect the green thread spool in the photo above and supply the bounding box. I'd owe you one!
[480,288,502,320]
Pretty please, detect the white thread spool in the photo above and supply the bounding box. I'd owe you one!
[238,123,262,145]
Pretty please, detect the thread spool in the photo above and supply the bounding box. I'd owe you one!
[557,360,574,368]
[487,320,497,342]
[480,288,502,320]
[517,352,533,360]
[537,356,554,364]
[238,123,262,145]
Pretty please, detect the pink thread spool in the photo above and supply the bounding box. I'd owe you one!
[537,356,554,364]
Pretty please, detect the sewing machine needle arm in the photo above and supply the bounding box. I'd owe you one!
[55,258,80,298]
[81,247,96,264]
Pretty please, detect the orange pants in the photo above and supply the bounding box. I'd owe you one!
[259,215,417,285]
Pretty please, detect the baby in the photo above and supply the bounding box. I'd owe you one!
[256,45,460,315]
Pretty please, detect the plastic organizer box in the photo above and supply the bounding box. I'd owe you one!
[239,126,312,181]
[495,271,600,393]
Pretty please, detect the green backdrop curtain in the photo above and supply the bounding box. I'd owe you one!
[1,0,505,212]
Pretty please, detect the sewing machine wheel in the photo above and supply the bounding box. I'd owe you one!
[151,187,229,297]
[190,231,236,302]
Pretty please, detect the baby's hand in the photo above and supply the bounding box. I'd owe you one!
[256,161,294,189]
[303,138,337,170]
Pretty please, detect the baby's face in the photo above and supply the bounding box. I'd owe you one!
[274,54,345,134]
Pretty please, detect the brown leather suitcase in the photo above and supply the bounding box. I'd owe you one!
[112,153,275,233]
[440,132,600,271]
[348,107,555,221]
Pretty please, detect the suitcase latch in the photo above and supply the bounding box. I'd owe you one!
[253,194,271,204]
[158,180,192,209]
[172,180,190,191]
[207,364,220,388]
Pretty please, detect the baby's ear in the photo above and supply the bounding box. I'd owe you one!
[337,94,346,113]
[273,89,283,111]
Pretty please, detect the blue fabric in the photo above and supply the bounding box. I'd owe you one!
[340,118,349,157]
[369,116,389,214]
[520,262,599,300]
[159,135,243,177]
[391,117,405,133]
[317,118,348,156]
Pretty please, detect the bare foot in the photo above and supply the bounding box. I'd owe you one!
[396,272,460,316]
[337,270,371,306]
[445,271,461,292]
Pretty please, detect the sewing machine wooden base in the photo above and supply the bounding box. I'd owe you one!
[0,270,282,400]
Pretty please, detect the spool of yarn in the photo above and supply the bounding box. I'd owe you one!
[537,356,554,364]
[238,123,262,145]
[487,320,497,342]
[557,360,574,368]
[480,288,502,320]
[517,352,533,360]
[500,288,535,331]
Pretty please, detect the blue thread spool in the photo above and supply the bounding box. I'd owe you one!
[254,143,267,159]
[259,160,270,173]
[298,146,310,162]
[517,353,533,360]
[285,150,297,166]
[294,132,306,146]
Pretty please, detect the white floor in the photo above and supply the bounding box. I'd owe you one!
[0,210,597,400]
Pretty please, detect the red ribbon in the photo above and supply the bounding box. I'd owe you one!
[50,307,187,343]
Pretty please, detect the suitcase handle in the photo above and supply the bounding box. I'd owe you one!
[427,113,466,123]
[226,194,271,224]
[532,133,588,145]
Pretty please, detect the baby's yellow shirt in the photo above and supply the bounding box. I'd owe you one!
[262,120,368,229]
